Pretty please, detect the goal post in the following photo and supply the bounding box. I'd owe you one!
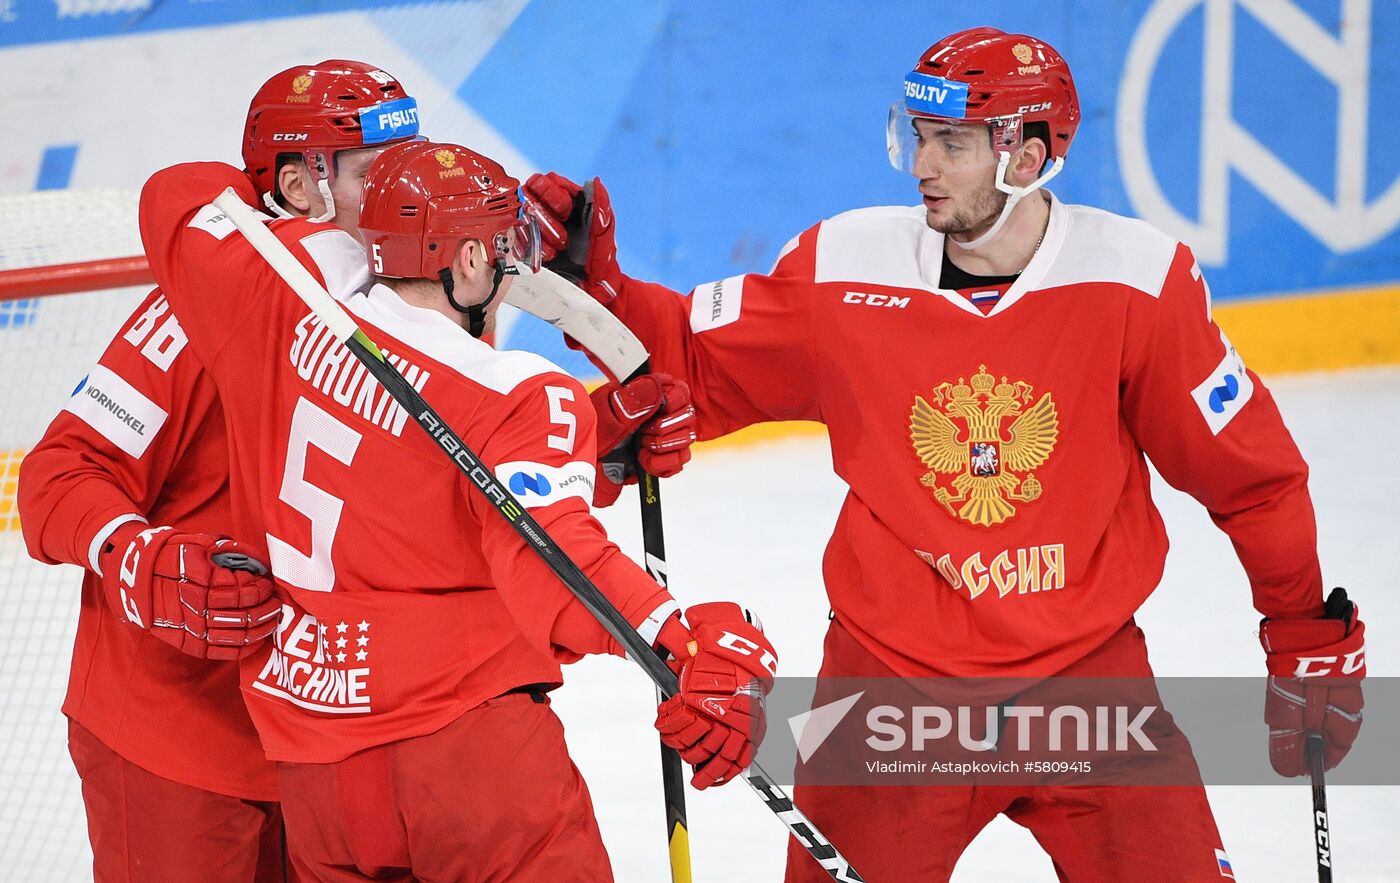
[0,257,152,301]
[0,188,153,882]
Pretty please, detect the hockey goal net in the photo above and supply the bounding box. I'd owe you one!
[0,189,153,881]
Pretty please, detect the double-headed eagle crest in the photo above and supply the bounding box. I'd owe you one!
[910,365,1059,527]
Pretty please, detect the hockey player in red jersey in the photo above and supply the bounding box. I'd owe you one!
[135,139,777,881]
[525,26,1368,882]
[20,58,700,883]
[17,60,429,883]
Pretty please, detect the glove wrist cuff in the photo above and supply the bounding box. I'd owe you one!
[1262,620,1367,678]
[635,599,682,651]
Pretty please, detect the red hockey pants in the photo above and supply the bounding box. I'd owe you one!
[783,619,1230,883]
[68,718,287,883]
[276,690,613,882]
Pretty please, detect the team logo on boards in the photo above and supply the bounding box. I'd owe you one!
[909,365,1059,527]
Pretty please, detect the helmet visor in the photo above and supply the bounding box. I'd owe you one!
[888,72,974,174]
[498,199,543,274]
[888,107,1013,176]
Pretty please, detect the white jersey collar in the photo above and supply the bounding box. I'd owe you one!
[917,191,1068,318]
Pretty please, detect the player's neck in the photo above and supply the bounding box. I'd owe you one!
[378,277,470,331]
[944,191,1050,278]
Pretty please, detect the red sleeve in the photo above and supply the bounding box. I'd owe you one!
[138,162,274,369]
[18,288,223,573]
[609,226,823,437]
[1122,244,1323,619]
[138,161,359,375]
[469,373,671,661]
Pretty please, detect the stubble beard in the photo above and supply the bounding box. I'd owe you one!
[926,182,1008,240]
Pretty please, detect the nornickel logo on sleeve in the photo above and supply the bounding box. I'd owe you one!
[1190,330,1254,436]
[690,275,745,333]
[64,365,168,459]
[495,461,596,509]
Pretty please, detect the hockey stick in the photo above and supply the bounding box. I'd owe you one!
[504,268,692,882]
[1307,733,1332,882]
[212,189,865,883]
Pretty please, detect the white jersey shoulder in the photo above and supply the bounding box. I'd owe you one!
[188,205,371,302]
[346,284,566,397]
[812,205,928,289]
[1039,203,1181,298]
[690,206,925,334]
[298,229,373,303]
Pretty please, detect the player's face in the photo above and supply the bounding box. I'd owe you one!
[911,119,1007,239]
[309,146,391,241]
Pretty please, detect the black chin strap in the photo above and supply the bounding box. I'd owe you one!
[441,263,510,339]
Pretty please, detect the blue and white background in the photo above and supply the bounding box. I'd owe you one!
[3,0,1399,375]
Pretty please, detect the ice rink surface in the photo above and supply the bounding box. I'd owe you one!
[556,366,1400,882]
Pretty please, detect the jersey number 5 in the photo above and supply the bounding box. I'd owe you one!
[266,397,362,592]
[545,385,577,454]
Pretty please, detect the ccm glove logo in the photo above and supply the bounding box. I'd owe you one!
[718,630,779,677]
[116,526,175,627]
[1293,648,1366,678]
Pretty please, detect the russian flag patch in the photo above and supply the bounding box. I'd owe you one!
[1215,848,1234,879]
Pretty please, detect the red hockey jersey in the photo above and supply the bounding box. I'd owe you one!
[19,289,277,800]
[139,164,670,762]
[611,196,1324,678]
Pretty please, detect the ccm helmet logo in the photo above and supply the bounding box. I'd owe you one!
[272,133,309,142]
[1016,102,1052,114]
[843,291,910,309]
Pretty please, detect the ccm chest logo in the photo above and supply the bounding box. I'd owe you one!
[843,291,910,309]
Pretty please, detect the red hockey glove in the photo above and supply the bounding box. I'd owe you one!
[654,602,779,789]
[1258,587,1366,777]
[590,374,697,508]
[98,521,280,661]
[524,171,624,304]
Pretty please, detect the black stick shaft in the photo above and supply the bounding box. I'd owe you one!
[1307,734,1332,882]
[638,471,692,881]
[623,364,692,883]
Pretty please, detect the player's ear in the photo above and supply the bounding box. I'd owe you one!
[450,238,477,274]
[448,239,486,291]
[1010,137,1047,187]
[277,161,313,215]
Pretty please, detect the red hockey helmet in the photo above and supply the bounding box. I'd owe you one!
[888,28,1080,248]
[359,141,541,282]
[888,28,1080,172]
[242,60,421,219]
